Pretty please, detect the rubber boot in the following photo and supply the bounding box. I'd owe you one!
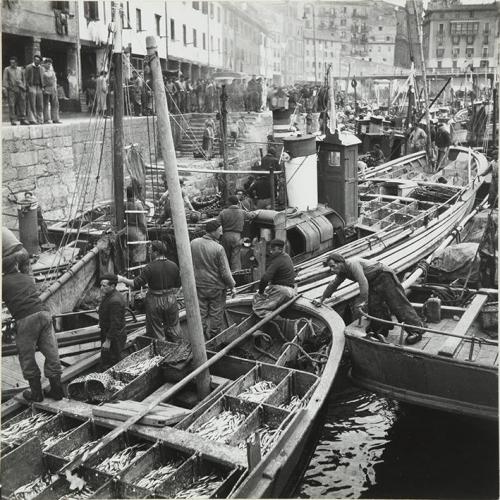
[44,375,64,400]
[23,378,44,403]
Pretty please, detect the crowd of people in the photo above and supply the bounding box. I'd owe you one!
[3,54,63,125]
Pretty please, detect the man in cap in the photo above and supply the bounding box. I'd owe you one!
[435,122,452,168]
[2,258,63,402]
[217,194,250,272]
[2,56,29,125]
[2,227,31,274]
[252,239,296,318]
[98,273,127,369]
[314,254,424,344]
[25,53,44,124]
[118,241,182,341]
[191,220,236,339]
[41,57,61,124]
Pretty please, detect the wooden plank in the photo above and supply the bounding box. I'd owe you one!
[438,293,490,358]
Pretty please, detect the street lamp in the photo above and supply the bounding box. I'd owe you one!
[303,4,317,83]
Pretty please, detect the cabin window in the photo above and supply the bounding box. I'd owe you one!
[135,8,142,32]
[202,32,206,49]
[170,18,175,40]
[193,28,197,47]
[328,151,341,167]
[183,24,187,45]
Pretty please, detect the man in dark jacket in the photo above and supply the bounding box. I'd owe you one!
[252,239,296,318]
[191,220,236,339]
[25,53,44,124]
[314,254,423,344]
[2,261,63,402]
[118,241,181,341]
[217,195,248,271]
[98,273,127,369]
[435,123,452,168]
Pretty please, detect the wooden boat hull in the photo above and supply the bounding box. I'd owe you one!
[1,296,346,499]
[345,334,498,421]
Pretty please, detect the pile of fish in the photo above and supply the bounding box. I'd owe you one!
[67,439,100,462]
[237,381,277,403]
[191,410,246,442]
[175,474,223,499]
[114,356,163,380]
[42,429,74,450]
[279,395,302,412]
[10,473,57,500]
[96,444,148,474]
[238,424,282,454]
[58,486,95,500]
[2,412,53,450]
[135,462,181,490]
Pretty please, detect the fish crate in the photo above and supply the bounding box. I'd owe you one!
[187,395,258,445]
[154,452,243,499]
[0,407,57,456]
[225,364,291,404]
[394,213,414,225]
[366,200,386,211]
[264,371,318,412]
[228,403,291,453]
[1,436,61,497]
[119,441,193,495]
[44,420,113,470]
[109,343,164,384]
[83,432,153,478]
[33,467,111,500]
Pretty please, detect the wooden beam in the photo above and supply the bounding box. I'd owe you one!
[438,292,490,358]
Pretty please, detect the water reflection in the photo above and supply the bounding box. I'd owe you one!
[298,386,498,499]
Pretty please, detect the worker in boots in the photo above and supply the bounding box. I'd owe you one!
[98,273,127,369]
[252,239,297,328]
[314,254,424,344]
[2,260,63,402]
[119,241,182,342]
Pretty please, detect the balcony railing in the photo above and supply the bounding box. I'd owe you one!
[427,66,495,76]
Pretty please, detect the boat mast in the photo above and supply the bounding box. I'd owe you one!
[146,35,211,398]
[220,84,229,204]
[112,4,125,231]
[412,0,434,170]
[328,65,337,133]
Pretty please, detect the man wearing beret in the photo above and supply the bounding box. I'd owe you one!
[98,273,127,369]
[252,238,296,317]
[191,220,236,339]
[118,240,182,342]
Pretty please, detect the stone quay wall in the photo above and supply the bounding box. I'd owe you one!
[2,112,272,232]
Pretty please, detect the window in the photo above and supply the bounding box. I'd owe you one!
[340,18,346,26]
[482,46,489,57]
[484,22,490,33]
[170,19,175,40]
[217,6,220,22]
[452,35,459,44]
[210,35,213,50]
[306,50,310,56]
[452,47,460,58]
[155,14,161,36]
[378,26,382,31]
[341,31,345,38]
[52,1,70,10]
[436,48,444,58]
[192,1,199,9]
[452,60,458,68]
[209,3,213,17]
[193,29,197,47]
[469,10,474,18]
[386,36,390,41]
[437,61,442,69]
[451,21,478,35]
[480,59,489,67]
[484,35,489,44]
[183,24,187,45]
[83,1,98,20]
[438,23,444,33]
[378,46,381,52]
[466,35,474,45]
[466,47,474,57]
[202,33,206,49]
[135,8,142,32]
[202,1,208,15]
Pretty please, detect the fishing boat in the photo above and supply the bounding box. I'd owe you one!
[344,288,498,421]
[1,295,346,499]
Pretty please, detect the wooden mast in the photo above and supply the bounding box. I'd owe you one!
[412,0,433,171]
[146,35,210,399]
[112,5,125,232]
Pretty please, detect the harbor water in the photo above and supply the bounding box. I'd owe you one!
[297,374,499,499]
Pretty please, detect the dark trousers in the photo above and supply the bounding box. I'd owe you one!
[197,287,226,340]
[221,231,242,271]
[145,291,181,341]
[368,272,423,334]
[16,310,62,380]
[101,334,126,370]
[27,85,43,123]
[43,91,60,122]
[7,89,26,122]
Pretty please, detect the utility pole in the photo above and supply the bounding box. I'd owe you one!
[146,35,211,399]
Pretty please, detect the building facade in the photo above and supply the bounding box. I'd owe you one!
[423,0,499,79]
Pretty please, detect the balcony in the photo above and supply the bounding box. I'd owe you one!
[427,66,495,76]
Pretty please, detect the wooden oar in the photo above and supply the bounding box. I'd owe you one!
[60,294,301,474]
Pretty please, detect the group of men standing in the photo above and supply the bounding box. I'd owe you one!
[3,54,62,126]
